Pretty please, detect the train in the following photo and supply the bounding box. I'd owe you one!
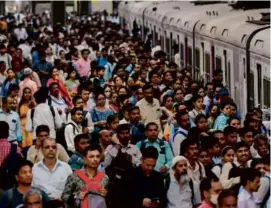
[118,1,270,120]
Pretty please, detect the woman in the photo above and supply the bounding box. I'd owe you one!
[19,87,35,147]
[195,114,208,133]
[207,104,219,129]
[228,117,241,131]
[1,68,19,98]
[91,92,114,133]
[211,146,240,189]
[197,87,205,97]
[161,94,174,129]
[46,47,57,65]
[58,50,67,63]
[109,92,119,114]
[113,76,124,92]
[47,68,72,107]
[65,67,80,98]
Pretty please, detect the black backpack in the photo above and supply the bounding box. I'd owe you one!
[31,106,56,129]
[0,144,23,190]
[105,150,134,206]
[55,123,76,155]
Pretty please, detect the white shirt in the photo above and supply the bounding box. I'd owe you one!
[64,119,82,152]
[49,95,68,123]
[25,103,63,139]
[18,43,31,59]
[14,28,28,41]
[238,189,257,208]
[32,160,72,199]
[0,53,12,69]
[171,127,188,156]
[151,45,162,58]
[187,160,206,183]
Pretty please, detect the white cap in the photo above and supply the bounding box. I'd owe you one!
[172,156,187,169]
[23,67,32,75]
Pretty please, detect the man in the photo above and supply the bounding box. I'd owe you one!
[171,111,190,156]
[32,52,53,86]
[32,138,72,203]
[253,134,270,159]
[26,89,63,140]
[212,69,223,88]
[68,134,90,170]
[0,96,22,143]
[99,130,112,152]
[239,127,257,157]
[14,23,28,41]
[137,122,173,174]
[76,49,91,77]
[203,82,214,115]
[64,107,83,153]
[0,160,49,207]
[129,106,146,144]
[217,189,237,208]
[181,139,206,183]
[48,82,69,122]
[167,156,201,208]
[0,44,12,69]
[27,125,69,164]
[233,142,250,168]
[23,188,44,208]
[198,176,223,208]
[238,168,261,208]
[62,145,108,207]
[224,126,238,147]
[136,84,162,134]
[212,130,226,149]
[127,146,166,208]
[203,136,221,165]
[104,124,141,168]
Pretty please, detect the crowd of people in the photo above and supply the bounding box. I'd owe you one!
[0,10,269,208]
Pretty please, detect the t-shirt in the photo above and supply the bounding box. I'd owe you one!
[0,187,49,208]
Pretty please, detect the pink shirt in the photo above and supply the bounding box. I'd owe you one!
[76,57,91,77]
[19,77,38,98]
[198,201,214,208]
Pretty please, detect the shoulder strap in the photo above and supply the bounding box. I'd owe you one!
[172,130,187,142]
[74,170,90,184]
[158,139,165,155]
[197,161,203,180]
[49,106,56,129]
[165,175,171,192]
[140,141,146,153]
[261,175,270,208]
[66,122,77,134]
[189,179,194,202]
[31,108,35,128]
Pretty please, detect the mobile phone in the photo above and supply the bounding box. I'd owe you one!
[151,198,160,203]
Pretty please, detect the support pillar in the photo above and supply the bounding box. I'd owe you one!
[52,1,66,27]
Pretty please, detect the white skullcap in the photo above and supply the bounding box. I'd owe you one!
[172,156,187,169]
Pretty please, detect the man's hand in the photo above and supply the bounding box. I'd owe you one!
[143,198,152,207]
[99,187,107,197]
[79,191,88,200]
[159,165,167,173]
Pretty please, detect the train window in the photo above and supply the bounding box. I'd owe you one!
[184,21,188,27]
[195,48,200,80]
[188,46,192,69]
[205,53,211,81]
[249,71,255,108]
[255,40,264,48]
[263,78,270,108]
[241,35,247,44]
[210,26,217,34]
[215,57,222,70]
[257,63,262,106]
[166,37,170,56]
[200,24,206,31]
[180,43,184,67]
[222,29,228,37]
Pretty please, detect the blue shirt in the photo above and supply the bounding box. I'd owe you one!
[32,61,53,86]
[97,56,108,67]
[104,62,116,81]
[0,109,22,142]
[213,113,230,131]
[136,139,173,172]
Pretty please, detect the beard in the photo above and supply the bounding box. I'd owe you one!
[175,172,190,186]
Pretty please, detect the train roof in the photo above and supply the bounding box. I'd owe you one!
[250,27,270,58]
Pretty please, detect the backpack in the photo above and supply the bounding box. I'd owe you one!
[165,175,194,203]
[105,150,134,206]
[140,139,166,155]
[0,144,23,190]
[261,175,270,208]
[55,123,76,155]
[31,106,56,130]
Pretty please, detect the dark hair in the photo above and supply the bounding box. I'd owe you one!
[218,190,237,207]
[128,105,140,114]
[107,114,119,124]
[15,160,33,176]
[228,117,240,126]
[250,158,264,169]
[195,114,207,125]
[180,139,198,156]
[223,126,238,137]
[49,82,59,91]
[71,107,83,116]
[141,146,158,160]
[0,121,9,138]
[191,95,203,103]
[234,141,249,152]
[175,110,189,124]
[72,95,82,105]
[142,83,153,92]
[239,127,253,137]
[214,69,223,76]
[221,146,234,157]
[240,168,261,186]
[74,134,89,144]
[7,84,19,96]
[145,122,158,131]
[200,176,219,199]
[36,125,50,135]
[254,134,269,146]
[116,123,130,134]
[201,136,219,150]
[82,145,102,157]
[34,90,47,104]
[219,98,233,110]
